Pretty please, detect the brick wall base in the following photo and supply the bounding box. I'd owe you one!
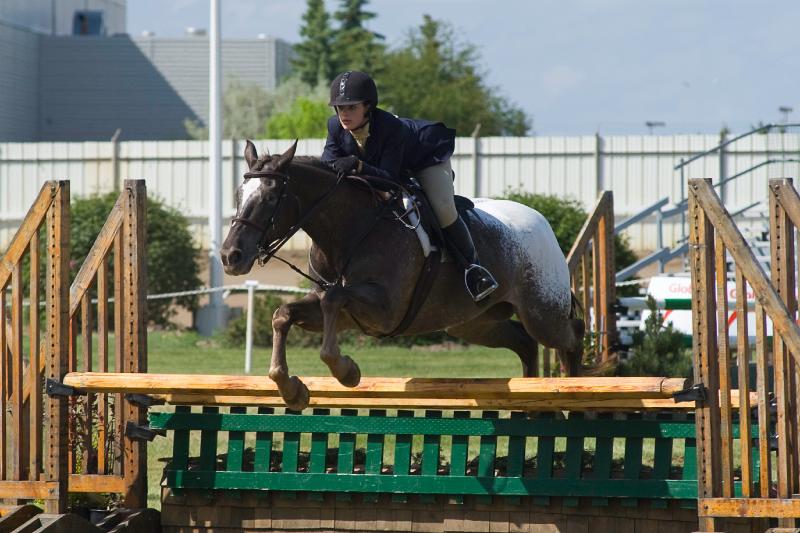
[161,488,769,533]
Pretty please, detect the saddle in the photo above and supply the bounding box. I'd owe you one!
[382,180,475,337]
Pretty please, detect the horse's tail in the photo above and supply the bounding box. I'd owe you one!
[569,291,583,321]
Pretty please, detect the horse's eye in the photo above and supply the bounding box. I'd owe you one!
[265,178,275,187]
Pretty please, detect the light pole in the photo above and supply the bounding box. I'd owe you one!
[208,0,224,333]
[645,121,666,135]
[779,106,793,124]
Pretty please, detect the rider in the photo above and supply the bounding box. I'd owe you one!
[321,70,498,302]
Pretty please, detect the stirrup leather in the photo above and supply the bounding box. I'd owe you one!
[464,264,498,302]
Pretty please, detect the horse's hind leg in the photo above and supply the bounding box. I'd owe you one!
[269,292,324,410]
[446,317,540,377]
[515,305,585,376]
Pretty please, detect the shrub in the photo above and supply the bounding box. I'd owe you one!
[618,296,692,377]
[71,193,202,327]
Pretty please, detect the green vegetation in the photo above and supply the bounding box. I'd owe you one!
[71,193,202,326]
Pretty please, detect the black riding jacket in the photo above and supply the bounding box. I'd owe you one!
[321,108,456,182]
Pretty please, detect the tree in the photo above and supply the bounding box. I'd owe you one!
[331,0,385,74]
[265,97,331,139]
[292,0,336,86]
[380,15,531,136]
[185,78,273,140]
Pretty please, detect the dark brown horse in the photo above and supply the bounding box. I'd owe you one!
[221,141,585,410]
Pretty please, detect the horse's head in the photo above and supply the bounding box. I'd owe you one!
[220,140,298,275]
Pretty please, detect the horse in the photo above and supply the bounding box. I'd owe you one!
[220,140,586,410]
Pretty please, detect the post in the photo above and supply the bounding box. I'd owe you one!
[121,180,147,508]
[718,130,728,205]
[594,133,604,196]
[471,123,481,198]
[110,128,121,193]
[44,181,69,513]
[244,280,258,374]
[688,178,719,533]
[207,0,225,333]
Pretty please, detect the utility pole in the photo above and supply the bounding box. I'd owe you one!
[207,0,224,333]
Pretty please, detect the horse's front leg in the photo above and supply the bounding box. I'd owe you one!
[269,291,323,410]
[319,283,391,387]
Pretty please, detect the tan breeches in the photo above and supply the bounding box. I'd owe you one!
[415,159,458,228]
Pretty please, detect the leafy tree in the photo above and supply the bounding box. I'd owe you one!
[619,297,692,377]
[293,0,336,86]
[331,0,386,74]
[71,193,202,327]
[380,15,531,136]
[265,97,331,139]
[185,79,273,140]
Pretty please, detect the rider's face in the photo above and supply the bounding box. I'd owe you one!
[335,103,369,131]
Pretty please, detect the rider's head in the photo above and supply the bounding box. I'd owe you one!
[329,71,377,131]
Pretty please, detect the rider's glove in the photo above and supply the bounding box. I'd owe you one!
[331,155,361,176]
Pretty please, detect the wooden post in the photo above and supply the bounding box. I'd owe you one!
[597,192,616,360]
[688,178,720,533]
[769,179,798,528]
[121,180,147,508]
[44,181,69,513]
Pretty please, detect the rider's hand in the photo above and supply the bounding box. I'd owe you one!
[331,155,361,176]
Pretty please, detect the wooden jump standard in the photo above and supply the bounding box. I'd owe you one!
[62,373,757,411]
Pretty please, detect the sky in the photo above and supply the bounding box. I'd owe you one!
[127,0,799,136]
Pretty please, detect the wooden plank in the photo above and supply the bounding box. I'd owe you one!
[81,293,93,474]
[282,410,300,473]
[0,288,5,480]
[126,390,757,411]
[688,179,720,533]
[253,407,273,472]
[700,497,800,518]
[506,412,526,478]
[0,183,55,290]
[449,411,469,478]
[121,180,147,508]
[593,233,601,360]
[566,191,612,273]
[365,409,385,475]
[11,263,24,481]
[67,474,125,493]
[597,193,616,360]
[198,406,219,472]
[336,409,356,474]
[734,268,753,497]
[96,256,108,475]
[0,481,60,499]
[44,180,69,514]
[564,412,584,479]
[62,373,691,399]
[769,179,794,501]
[170,406,191,471]
[754,303,771,497]
[392,410,413,502]
[581,252,591,334]
[309,409,329,474]
[113,230,124,478]
[28,231,41,482]
[714,234,734,498]
[226,406,246,472]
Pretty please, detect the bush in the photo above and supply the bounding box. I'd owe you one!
[618,296,692,377]
[71,193,202,327]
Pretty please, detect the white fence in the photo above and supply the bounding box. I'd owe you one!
[2,134,799,251]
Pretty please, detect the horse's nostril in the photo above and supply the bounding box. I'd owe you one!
[222,248,242,266]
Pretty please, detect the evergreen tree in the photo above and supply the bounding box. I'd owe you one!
[292,0,336,86]
[380,15,531,136]
[331,0,385,74]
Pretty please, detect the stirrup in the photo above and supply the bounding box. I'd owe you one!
[464,264,498,302]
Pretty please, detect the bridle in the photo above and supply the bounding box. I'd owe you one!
[230,163,421,290]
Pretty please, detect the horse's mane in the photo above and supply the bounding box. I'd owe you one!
[293,156,335,174]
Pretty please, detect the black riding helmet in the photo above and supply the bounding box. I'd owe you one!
[329,71,378,107]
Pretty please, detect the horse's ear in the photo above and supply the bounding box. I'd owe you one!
[244,140,258,169]
[282,140,298,161]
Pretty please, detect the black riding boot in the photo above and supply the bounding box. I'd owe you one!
[442,217,499,302]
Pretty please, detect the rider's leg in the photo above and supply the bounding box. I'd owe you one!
[416,160,498,302]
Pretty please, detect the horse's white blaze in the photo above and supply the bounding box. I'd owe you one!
[473,199,571,309]
[240,178,261,213]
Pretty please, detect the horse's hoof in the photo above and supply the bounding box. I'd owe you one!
[339,355,361,387]
[284,376,310,411]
